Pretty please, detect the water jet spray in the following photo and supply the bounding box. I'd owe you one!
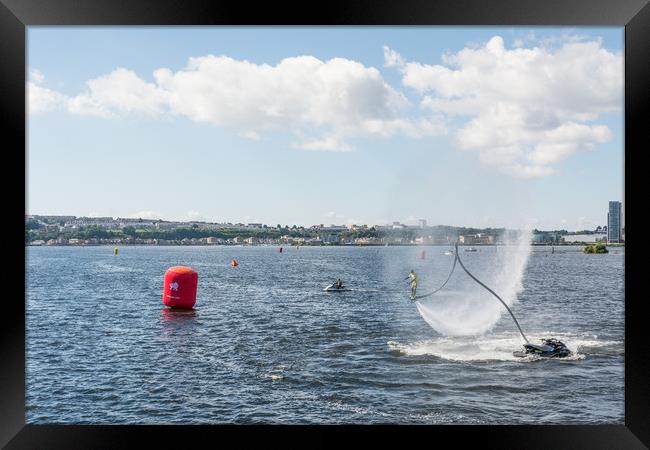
[412,240,572,358]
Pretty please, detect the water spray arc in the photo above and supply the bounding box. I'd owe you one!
[412,240,572,357]
[454,243,529,344]
[414,241,529,344]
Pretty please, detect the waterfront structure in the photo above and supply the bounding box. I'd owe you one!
[607,201,622,243]
[459,234,495,245]
[563,233,607,243]
[354,237,384,245]
[347,224,368,231]
[418,219,427,228]
[320,233,339,244]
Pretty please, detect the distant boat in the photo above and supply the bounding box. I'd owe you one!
[444,250,454,256]
[464,247,478,252]
[323,284,351,292]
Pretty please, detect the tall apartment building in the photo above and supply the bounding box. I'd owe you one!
[607,201,622,243]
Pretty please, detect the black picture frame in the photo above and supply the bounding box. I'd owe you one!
[2,0,648,447]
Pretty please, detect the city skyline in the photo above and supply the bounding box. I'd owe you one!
[27,27,624,230]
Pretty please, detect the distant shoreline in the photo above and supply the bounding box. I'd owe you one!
[26,242,625,248]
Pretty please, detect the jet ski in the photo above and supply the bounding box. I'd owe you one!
[515,338,572,358]
[323,284,351,292]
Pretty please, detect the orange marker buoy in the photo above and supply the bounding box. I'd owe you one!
[231,259,238,267]
[163,266,198,309]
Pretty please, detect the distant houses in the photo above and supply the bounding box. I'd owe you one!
[25,214,623,247]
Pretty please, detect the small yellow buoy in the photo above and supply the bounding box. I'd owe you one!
[114,247,119,255]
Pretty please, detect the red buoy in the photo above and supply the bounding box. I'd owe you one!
[231,259,238,267]
[163,266,198,309]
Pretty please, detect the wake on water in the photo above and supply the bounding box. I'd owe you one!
[387,332,622,362]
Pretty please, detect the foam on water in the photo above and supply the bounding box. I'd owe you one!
[388,332,621,362]
[414,231,532,336]
[94,261,143,273]
[263,363,290,382]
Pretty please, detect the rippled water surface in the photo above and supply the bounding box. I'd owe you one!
[26,245,624,424]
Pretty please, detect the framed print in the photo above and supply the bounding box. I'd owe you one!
[2,0,648,447]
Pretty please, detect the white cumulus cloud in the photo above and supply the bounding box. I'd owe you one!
[27,82,67,115]
[28,36,621,176]
[383,45,405,67]
[295,137,353,152]
[386,35,622,177]
[29,69,45,84]
[29,55,444,150]
[67,68,168,118]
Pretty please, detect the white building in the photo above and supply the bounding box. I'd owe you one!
[565,234,606,243]
[320,233,339,244]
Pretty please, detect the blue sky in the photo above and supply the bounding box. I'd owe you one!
[27,27,624,230]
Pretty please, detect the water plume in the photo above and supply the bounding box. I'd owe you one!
[415,230,532,337]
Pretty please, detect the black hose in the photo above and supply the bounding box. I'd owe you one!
[413,250,458,300]
[453,241,530,344]
[412,240,530,344]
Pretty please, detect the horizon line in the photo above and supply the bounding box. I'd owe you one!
[26,213,614,233]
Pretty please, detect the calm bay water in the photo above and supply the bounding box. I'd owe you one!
[26,245,624,424]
